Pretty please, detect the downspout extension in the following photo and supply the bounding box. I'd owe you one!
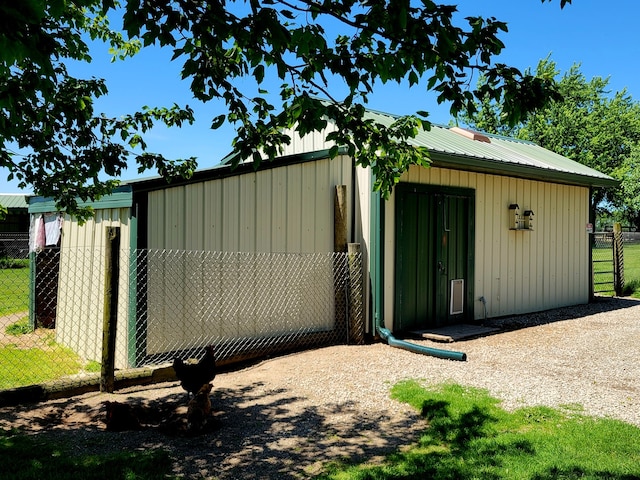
[376,324,467,362]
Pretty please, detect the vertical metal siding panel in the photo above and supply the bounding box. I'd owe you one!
[172,187,187,250]
[185,182,204,251]
[222,176,240,251]
[506,176,517,314]
[569,186,588,303]
[514,179,531,313]
[429,167,441,185]
[184,183,207,345]
[239,174,256,252]
[547,182,558,307]
[147,190,163,249]
[579,187,589,301]
[569,186,580,302]
[286,164,303,252]
[534,181,545,307]
[405,164,419,183]
[492,176,505,315]
[300,161,318,252]
[312,159,331,252]
[271,167,287,252]
[477,174,492,317]
[255,170,273,253]
[555,184,565,307]
[204,179,223,251]
[448,169,458,186]
[527,181,539,312]
[561,185,578,305]
[354,165,369,245]
[471,173,485,320]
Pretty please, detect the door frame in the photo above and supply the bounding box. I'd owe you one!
[393,182,475,331]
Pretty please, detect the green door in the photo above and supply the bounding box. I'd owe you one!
[394,184,474,331]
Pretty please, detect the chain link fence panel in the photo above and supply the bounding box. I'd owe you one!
[0,247,364,397]
[592,231,624,296]
[0,232,29,259]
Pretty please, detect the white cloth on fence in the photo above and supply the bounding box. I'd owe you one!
[30,213,63,251]
[34,215,46,251]
[44,214,62,246]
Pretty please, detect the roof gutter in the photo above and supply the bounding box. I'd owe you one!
[429,152,619,189]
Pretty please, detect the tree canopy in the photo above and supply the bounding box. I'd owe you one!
[463,58,640,229]
[1,0,570,219]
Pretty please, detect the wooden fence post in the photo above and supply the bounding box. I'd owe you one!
[613,222,625,296]
[348,243,365,345]
[101,227,120,393]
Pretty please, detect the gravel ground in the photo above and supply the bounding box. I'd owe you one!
[1,297,639,479]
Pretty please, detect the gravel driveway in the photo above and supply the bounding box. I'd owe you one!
[1,297,639,479]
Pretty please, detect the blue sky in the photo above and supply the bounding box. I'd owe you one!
[3,0,639,193]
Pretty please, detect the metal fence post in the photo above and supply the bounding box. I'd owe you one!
[101,227,120,393]
[613,223,625,296]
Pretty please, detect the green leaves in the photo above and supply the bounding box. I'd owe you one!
[464,57,640,229]
[0,0,198,221]
[1,0,571,218]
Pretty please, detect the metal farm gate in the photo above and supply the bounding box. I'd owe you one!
[592,231,624,296]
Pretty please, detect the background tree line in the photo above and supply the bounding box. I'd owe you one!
[462,58,640,231]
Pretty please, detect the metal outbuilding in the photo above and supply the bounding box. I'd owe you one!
[27,107,617,366]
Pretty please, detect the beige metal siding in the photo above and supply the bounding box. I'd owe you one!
[147,155,353,253]
[55,208,133,367]
[144,155,354,354]
[384,166,590,325]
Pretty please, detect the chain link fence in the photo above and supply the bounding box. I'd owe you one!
[0,232,29,259]
[1,246,364,398]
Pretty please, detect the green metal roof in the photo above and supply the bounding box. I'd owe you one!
[362,109,617,188]
[0,194,29,210]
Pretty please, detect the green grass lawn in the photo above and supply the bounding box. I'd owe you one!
[593,242,640,298]
[5,381,640,480]
[319,381,640,479]
[623,243,640,298]
[1,317,99,390]
[0,343,84,390]
[0,265,30,316]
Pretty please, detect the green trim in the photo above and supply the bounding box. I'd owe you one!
[429,152,618,188]
[369,182,384,334]
[27,188,133,214]
[127,206,138,367]
[131,146,350,193]
[28,252,36,330]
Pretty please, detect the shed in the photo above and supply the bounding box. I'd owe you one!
[0,194,29,258]
[28,107,617,367]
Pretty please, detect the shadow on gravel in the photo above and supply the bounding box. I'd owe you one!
[0,380,424,480]
[482,296,640,332]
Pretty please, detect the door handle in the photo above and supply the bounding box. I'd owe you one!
[437,261,445,273]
